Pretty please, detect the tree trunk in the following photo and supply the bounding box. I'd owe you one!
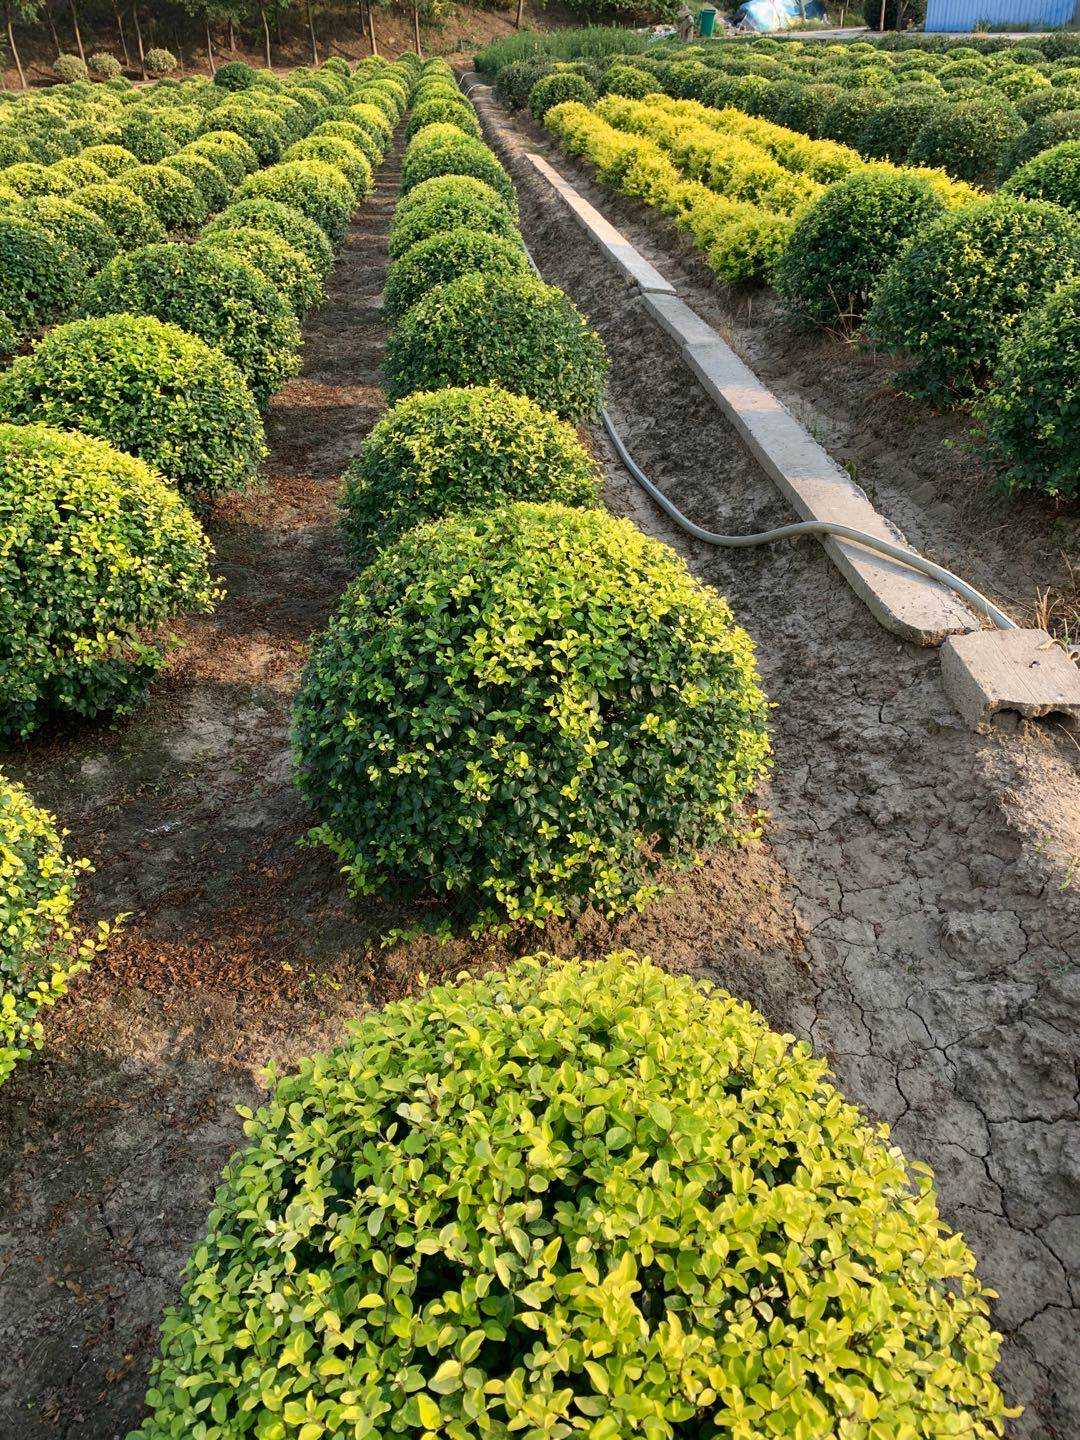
[306,0,317,63]
[4,2,26,87]
[113,6,130,65]
[515,0,524,27]
[877,0,886,28]
[412,1,421,58]
[227,16,235,50]
[45,3,62,60]
[260,5,271,68]
[205,16,215,74]
[131,3,145,72]
[368,3,378,56]
[67,0,85,60]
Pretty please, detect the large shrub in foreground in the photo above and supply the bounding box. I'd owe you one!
[907,96,1024,185]
[0,424,216,737]
[1,774,94,1087]
[866,196,1080,399]
[130,951,1011,1439]
[339,385,602,565]
[84,242,302,406]
[0,315,265,499]
[201,225,322,316]
[294,503,769,927]
[384,272,608,421]
[776,169,946,330]
[975,278,1080,501]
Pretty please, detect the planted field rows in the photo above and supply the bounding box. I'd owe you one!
[1,31,1078,1440]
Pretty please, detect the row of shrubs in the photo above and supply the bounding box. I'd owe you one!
[0,55,420,1089]
[541,91,1078,501]
[51,48,177,84]
[288,63,772,936]
[0,56,407,349]
[131,80,1012,1440]
[492,34,1080,189]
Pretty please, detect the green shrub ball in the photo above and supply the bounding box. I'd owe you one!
[776,169,945,330]
[975,278,1080,501]
[0,314,266,499]
[16,195,119,273]
[528,70,598,123]
[74,181,168,250]
[907,96,1025,184]
[384,226,528,320]
[399,133,518,214]
[294,503,769,927]
[866,195,1080,399]
[0,423,215,737]
[405,96,482,139]
[203,196,334,277]
[340,384,602,564]
[388,175,520,258]
[84,242,301,407]
[121,163,209,234]
[282,134,373,200]
[0,214,87,340]
[129,951,1011,1440]
[237,159,355,245]
[201,225,322,316]
[1002,138,1080,213]
[384,272,608,421]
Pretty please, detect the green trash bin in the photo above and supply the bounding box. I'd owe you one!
[698,4,718,36]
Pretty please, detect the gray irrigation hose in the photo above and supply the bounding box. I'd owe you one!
[454,76,1017,632]
[517,245,1017,632]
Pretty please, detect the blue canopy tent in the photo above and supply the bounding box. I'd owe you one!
[734,0,826,29]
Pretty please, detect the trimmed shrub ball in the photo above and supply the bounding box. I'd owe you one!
[0,314,266,499]
[87,51,122,81]
[405,96,482,140]
[236,159,355,245]
[293,504,769,927]
[120,163,209,234]
[156,150,232,212]
[214,59,256,91]
[866,195,1080,400]
[208,103,290,166]
[0,214,86,343]
[384,227,528,321]
[339,384,601,565]
[907,97,1025,184]
[384,272,608,421]
[77,143,139,177]
[309,118,382,167]
[0,423,216,738]
[129,951,1011,1440]
[857,96,947,163]
[74,181,168,249]
[15,195,119,273]
[528,71,598,123]
[0,773,91,1087]
[775,169,946,330]
[185,132,260,187]
[340,101,394,145]
[997,109,1080,179]
[820,89,886,148]
[201,225,322,316]
[145,47,177,78]
[1002,139,1080,213]
[84,242,302,407]
[282,134,372,200]
[203,196,334,277]
[399,133,518,214]
[387,175,520,259]
[975,278,1079,501]
[601,61,654,99]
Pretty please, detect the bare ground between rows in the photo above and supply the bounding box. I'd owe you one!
[473,92,1080,1439]
[483,95,1079,642]
[0,135,806,1438]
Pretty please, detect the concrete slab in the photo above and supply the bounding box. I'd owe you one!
[524,153,676,295]
[940,629,1080,732]
[521,143,984,646]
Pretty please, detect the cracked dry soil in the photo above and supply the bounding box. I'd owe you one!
[474,91,1080,1440]
[0,95,1076,1440]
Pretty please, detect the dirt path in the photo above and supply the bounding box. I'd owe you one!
[472,89,1080,1440]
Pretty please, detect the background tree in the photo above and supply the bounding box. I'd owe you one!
[65,0,83,60]
[410,0,449,60]
[2,0,38,87]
